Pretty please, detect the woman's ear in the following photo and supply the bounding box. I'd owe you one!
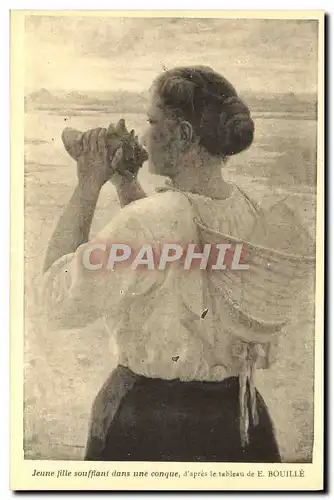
[179,120,194,147]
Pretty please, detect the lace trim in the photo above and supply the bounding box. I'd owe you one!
[155,181,238,203]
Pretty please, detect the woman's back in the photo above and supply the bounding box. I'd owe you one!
[94,183,258,381]
[96,181,312,383]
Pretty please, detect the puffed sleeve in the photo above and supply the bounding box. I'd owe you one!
[42,205,164,330]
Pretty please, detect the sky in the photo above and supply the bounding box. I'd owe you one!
[25,16,319,95]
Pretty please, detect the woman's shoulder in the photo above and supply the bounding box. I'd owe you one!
[129,189,192,213]
[121,190,196,242]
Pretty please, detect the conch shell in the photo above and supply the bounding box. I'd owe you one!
[61,119,148,177]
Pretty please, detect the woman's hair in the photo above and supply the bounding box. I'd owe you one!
[153,66,254,158]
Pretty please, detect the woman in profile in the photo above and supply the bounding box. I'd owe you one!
[43,66,311,462]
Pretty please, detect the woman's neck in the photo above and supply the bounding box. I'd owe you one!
[169,148,232,200]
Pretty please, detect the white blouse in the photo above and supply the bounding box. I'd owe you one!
[42,182,312,383]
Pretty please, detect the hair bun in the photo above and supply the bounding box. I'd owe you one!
[218,96,254,156]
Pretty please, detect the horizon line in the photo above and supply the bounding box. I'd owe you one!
[26,87,318,97]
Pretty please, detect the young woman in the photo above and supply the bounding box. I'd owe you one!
[43,66,311,462]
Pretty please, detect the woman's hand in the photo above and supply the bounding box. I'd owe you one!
[107,120,148,187]
[76,127,112,193]
[109,148,136,187]
[76,120,148,193]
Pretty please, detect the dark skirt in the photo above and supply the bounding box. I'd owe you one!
[85,365,281,462]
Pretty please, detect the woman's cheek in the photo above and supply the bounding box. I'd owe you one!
[151,129,165,155]
[154,125,166,143]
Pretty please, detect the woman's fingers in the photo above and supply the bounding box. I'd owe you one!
[82,119,131,154]
[97,128,107,153]
[82,130,90,153]
[82,129,95,153]
[111,147,123,171]
[111,147,134,181]
[82,127,103,154]
[90,128,103,153]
